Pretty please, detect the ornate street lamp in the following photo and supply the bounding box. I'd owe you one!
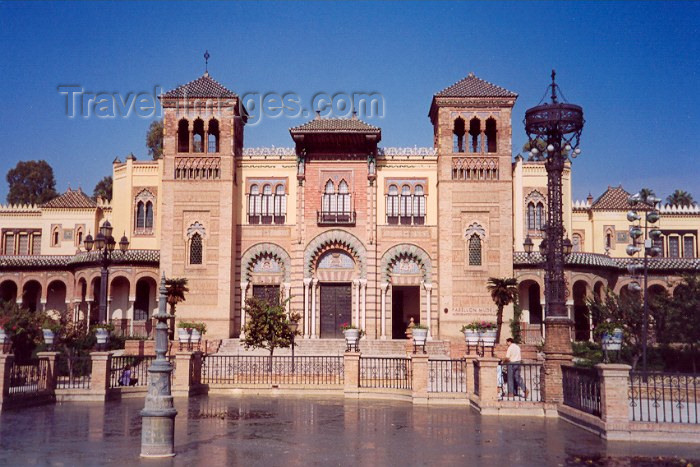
[524,70,584,402]
[84,221,129,323]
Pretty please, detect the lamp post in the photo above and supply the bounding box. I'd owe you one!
[84,221,129,324]
[626,192,662,373]
[288,320,298,373]
[524,70,584,403]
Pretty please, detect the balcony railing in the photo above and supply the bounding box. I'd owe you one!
[317,210,356,225]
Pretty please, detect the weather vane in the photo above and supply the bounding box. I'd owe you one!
[204,50,210,73]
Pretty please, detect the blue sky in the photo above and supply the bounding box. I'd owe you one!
[0,1,698,202]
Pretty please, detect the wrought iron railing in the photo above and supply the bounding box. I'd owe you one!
[56,355,92,389]
[428,359,467,393]
[359,357,411,390]
[201,355,344,385]
[473,360,480,396]
[317,210,356,225]
[109,356,154,388]
[8,359,49,395]
[562,366,601,417]
[502,363,542,402]
[629,371,699,424]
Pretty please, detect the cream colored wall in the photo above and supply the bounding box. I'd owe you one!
[376,157,438,225]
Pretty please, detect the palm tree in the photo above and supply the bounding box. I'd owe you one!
[638,187,656,205]
[486,277,519,343]
[666,189,695,207]
[165,277,189,340]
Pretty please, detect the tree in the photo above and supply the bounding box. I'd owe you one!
[165,278,189,340]
[242,296,299,359]
[666,189,695,207]
[6,160,58,205]
[146,120,164,160]
[638,187,656,205]
[93,176,112,201]
[664,275,700,372]
[486,277,519,343]
[0,301,43,363]
[43,308,92,384]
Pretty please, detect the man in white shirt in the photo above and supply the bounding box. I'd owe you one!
[504,338,527,398]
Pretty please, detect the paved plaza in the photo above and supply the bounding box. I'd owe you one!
[0,395,697,466]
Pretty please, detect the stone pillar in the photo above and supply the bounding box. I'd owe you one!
[343,351,361,397]
[475,357,501,410]
[172,352,193,397]
[0,353,14,410]
[282,282,291,315]
[423,282,433,340]
[90,351,113,398]
[380,282,389,340]
[303,278,311,338]
[239,282,249,339]
[127,297,135,337]
[37,351,59,392]
[352,279,360,328]
[596,363,632,428]
[360,279,367,332]
[311,279,318,339]
[411,354,429,404]
[463,354,478,395]
[541,319,573,404]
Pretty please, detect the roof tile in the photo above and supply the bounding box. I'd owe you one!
[435,72,517,98]
[162,73,237,99]
[290,116,380,133]
[41,188,96,209]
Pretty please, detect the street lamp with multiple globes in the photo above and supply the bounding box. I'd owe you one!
[84,221,129,323]
[523,70,584,402]
[626,191,662,373]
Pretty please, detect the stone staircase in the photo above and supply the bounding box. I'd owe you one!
[217,338,451,357]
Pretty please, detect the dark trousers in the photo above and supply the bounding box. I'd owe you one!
[506,363,525,395]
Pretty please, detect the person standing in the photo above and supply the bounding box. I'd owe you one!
[504,338,528,398]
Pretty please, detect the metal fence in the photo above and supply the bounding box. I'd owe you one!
[109,356,155,388]
[562,366,601,417]
[629,371,699,424]
[473,360,480,396]
[360,357,411,390]
[502,363,542,402]
[56,355,92,390]
[201,355,344,385]
[428,359,467,393]
[8,359,49,396]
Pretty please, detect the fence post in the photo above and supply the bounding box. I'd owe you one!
[473,357,500,412]
[596,363,631,430]
[173,351,193,397]
[0,353,14,411]
[90,351,113,399]
[344,352,361,397]
[411,354,429,404]
[192,351,203,390]
[36,351,59,393]
[463,354,478,395]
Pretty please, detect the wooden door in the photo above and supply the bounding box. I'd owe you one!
[320,283,352,338]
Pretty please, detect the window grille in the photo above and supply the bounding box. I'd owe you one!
[669,237,680,258]
[145,202,154,229]
[683,236,695,258]
[4,233,14,255]
[136,202,145,229]
[535,203,544,230]
[400,185,411,225]
[190,233,203,265]
[261,184,273,224]
[32,233,41,254]
[387,185,399,224]
[19,234,30,255]
[468,234,482,266]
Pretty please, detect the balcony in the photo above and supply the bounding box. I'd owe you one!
[317,210,356,226]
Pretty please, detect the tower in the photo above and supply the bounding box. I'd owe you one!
[159,71,246,337]
[429,72,517,338]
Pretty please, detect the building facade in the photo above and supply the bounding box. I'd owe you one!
[1,71,698,346]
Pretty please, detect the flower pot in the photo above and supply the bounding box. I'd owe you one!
[413,328,428,346]
[0,328,7,345]
[478,329,497,347]
[177,328,191,343]
[343,328,360,349]
[191,329,202,344]
[42,328,55,346]
[602,328,623,351]
[463,329,480,345]
[95,328,109,345]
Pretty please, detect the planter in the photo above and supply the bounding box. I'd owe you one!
[463,329,480,345]
[42,328,55,346]
[95,328,110,345]
[343,328,360,349]
[0,328,7,345]
[478,329,497,347]
[191,329,202,344]
[177,328,191,343]
[413,328,428,346]
[602,328,623,351]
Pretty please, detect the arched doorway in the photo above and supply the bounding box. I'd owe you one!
[134,277,157,337]
[316,250,355,339]
[46,280,67,315]
[0,280,18,304]
[518,280,543,344]
[110,276,130,335]
[21,280,42,312]
[572,281,590,341]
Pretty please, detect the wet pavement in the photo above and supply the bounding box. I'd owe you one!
[0,395,698,466]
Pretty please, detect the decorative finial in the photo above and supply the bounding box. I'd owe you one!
[468,71,475,78]
[204,50,210,74]
[550,69,558,103]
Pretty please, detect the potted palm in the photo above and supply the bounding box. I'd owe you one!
[461,322,480,345]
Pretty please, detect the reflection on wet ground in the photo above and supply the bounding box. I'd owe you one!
[0,395,697,466]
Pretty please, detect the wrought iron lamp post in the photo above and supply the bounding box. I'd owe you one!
[140,272,177,457]
[288,320,298,373]
[524,70,584,403]
[626,192,662,373]
[84,221,129,324]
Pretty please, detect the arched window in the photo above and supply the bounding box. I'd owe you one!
[261,184,273,224]
[323,180,336,213]
[192,118,204,153]
[414,185,425,225]
[468,234,482,266]
[605,233,612,250]
[387,184,399,224]
[338,180,350,212]
[178,119,189,152]
[274,185,286,224]
[535,203,544,230]
[469,117,481,153]
[248,184,260,224]
[145,201,154,229]
[453,117,465,153]
[572,233,582,253]
[136,201,145,229]
[76,229,83,247]
[207,118,219,153]
[51,227,60,247]
[189,233,203,265]
[400,185,411,225]
[485,117,497,153]
[527,203,535,230]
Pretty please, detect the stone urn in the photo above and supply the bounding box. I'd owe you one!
[191,328,202,344]
[42,328,55,346]
[463,329,480,345]
[177,327,191,344]
[413,327,428,346]
[478,329,497,347]
[343,328,360,350]
[602,328,623,351]
[95,328,110,346]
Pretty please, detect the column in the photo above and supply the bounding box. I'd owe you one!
[359,279,367,332]
[127,297,135,337]
[380,282,389,340]
[411,354,430,404]
[282,282,291,315]
[423,282,433,340]
[303,278,311,338]
[596,363,632,428]
[239,282,249,339]
[311,279,318,338]
[352,279,360,328]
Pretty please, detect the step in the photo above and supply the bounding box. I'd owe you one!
[217,338,451,357]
